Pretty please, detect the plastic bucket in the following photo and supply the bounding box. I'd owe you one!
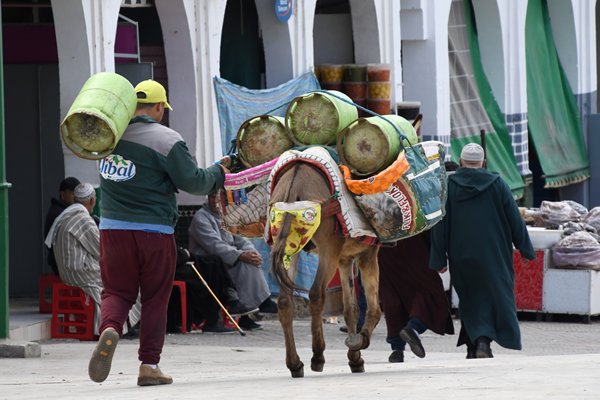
[285,90,358,145]
[60,72,137,160]
[318,64,344,84]
[367,64,391,81]
[343,64,367,82]
[367,81,391,100]
[237,115,293,167]
[337,114,418,177]
[343,82,367,100]
[367,99,391,115]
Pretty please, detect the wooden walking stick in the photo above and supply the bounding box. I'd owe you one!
[189,263,246,336]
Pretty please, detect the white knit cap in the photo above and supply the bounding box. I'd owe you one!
[74,183,95,200]
[460,143,485,162]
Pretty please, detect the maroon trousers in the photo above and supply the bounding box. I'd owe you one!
[99,230,176,364]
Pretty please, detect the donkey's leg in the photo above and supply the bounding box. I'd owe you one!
[308,249,339,373]
[278,284,304,378]
[339,257,359,339]
[338,257,364,372]
[355,246,382,349]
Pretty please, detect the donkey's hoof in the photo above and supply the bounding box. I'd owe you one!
[349,360,365,373]
[289,362,304,378]
[345,333,364,351]
[311,356,325,372]
[311,362,324,372]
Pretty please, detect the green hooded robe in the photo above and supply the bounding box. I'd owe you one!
[430,168,535,350]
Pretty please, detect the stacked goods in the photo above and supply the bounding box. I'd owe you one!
[60,72,137,160]
[285,90,358,145]
[337,115,418,177]
[236,115,293,168]
[342,65,367,115]
[318,64,344,91]
[366,64,392,115]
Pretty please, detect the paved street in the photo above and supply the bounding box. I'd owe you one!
[1,315,600,399]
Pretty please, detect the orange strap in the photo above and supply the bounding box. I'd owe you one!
[341,150,410,195]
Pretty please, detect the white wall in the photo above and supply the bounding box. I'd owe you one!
[52,0,122,185]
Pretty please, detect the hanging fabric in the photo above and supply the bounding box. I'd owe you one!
[525,0,590,188]
[448,0,525,198]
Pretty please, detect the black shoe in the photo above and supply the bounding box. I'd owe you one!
[475,338,493,358]
[202,323,236,334]
[399,327,426,358]
[388,350,404,363]
[238,315,262,331]
[228,301,259,316]
[259,298,278,314]
[466,349,476,359]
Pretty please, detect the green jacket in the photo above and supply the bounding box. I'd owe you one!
[99,117,224,227]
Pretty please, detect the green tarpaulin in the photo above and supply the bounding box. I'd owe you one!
[525,0,590,188]
[448,0,524,198]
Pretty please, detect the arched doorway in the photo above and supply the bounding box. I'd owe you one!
[220,0,265,89]
[313,0,353,66]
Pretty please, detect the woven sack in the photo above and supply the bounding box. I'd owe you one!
[349,141,447,242]
[216,158,278,238]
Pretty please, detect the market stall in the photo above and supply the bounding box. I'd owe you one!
[517,203,600,319]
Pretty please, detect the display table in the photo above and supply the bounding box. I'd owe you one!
[515,247,600,319]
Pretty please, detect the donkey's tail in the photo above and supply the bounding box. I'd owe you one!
[270,211,300,293]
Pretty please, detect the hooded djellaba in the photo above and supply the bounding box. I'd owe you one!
[429,143,534,357]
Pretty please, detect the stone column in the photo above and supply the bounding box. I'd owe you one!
[51,0,122,184]
[287,0,318,77]
[402,0,452,145]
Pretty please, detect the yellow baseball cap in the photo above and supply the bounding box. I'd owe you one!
[134,80,173,110]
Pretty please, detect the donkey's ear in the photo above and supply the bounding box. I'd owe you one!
[412,114,423,136]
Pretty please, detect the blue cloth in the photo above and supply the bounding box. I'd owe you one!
[213,72,321,154]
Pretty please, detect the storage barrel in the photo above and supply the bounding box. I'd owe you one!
[285,90,358,146]
[237,115,293,167]
[60,72,137,160]
[337,114,418,177]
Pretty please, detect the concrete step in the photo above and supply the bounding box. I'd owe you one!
[9,299,51,342]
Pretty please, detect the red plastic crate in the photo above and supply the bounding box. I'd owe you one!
[39,273,61,313]
[51,283,95,341]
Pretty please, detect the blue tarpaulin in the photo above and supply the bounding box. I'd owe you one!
[213,72,321,154]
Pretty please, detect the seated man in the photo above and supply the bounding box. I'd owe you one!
[168,247,256,333]
[45,183,141,336]
[188,193,278,331]
[44,177,80,275]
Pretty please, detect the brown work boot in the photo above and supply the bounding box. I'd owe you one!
[88,327,119,383]
[137,364,173,386]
